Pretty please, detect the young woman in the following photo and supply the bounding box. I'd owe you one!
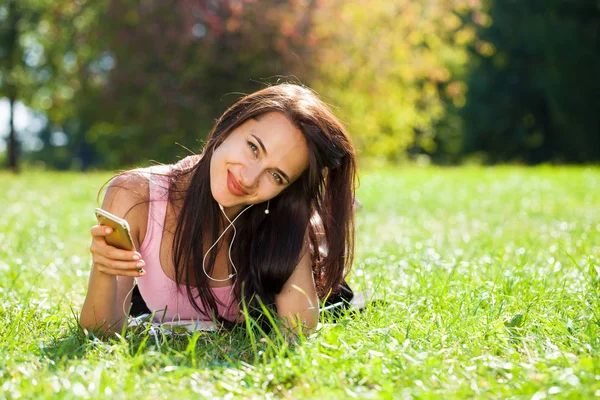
[80,84,356,334]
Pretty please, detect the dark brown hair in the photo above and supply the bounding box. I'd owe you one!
[122,83,356,320]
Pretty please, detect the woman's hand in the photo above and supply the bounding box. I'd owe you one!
[89,225,146,277]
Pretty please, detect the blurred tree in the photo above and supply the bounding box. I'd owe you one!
[0,0,109,170]
[0,0,43,172]
[1,0,20,172]
[462,0,600,163]
[307,0,479,162]
[33,0,109,170]
[14,0,318,169]
[84,0,317,168]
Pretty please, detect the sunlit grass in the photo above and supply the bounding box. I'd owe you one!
[1,166,599,398]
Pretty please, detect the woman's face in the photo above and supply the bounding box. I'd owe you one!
[210,112,310,215]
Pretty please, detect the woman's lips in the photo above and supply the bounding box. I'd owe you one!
[227,171,248,196]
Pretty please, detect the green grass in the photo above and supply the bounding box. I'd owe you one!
[1,166,599,399]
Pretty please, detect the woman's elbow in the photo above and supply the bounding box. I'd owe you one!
[282,307,319,335]
[79,308,121,335]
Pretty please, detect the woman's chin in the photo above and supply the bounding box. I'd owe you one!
[212,192,241,209]
[211,188,257,210]
[210,190,227,207]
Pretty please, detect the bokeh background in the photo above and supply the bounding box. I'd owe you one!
[1,0,599,171]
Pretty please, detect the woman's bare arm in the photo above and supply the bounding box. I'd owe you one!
[80,173,148,334]
[274,247,320,334]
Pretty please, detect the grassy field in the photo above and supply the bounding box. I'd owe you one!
[1,166,599,399]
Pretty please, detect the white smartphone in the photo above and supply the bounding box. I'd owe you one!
[94,208,136,251]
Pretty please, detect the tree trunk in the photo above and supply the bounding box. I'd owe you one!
[7,0,19,173]
[8,94,18,173]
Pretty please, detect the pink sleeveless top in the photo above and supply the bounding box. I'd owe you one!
[136,168,238,323]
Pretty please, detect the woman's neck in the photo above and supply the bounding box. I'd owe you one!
[221,204,246,221]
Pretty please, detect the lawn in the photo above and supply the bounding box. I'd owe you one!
[1,166,599,399]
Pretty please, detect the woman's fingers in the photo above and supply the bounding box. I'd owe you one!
[90,240,141,261]
[89,224,143,278]
[90,225,141,261]
[93,254,145,272]
[90,224,113,237]
[90,241,141,261]
[93,260,146,277]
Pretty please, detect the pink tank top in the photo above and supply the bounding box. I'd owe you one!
[136,168,238,323]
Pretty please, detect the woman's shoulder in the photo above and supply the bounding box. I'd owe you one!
[172,154,201,172]
[107,169,151,200]
[131,155,200,180]
[102,169,154,247]
[104,155,200,206]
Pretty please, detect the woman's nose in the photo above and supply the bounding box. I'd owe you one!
[239,164,261,188]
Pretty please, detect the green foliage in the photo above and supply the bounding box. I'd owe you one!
[82,0,319,167]
[0,0,46,170]
[0,0,110,169]
[3,0,599,168]
[8,0,318,169]
[461,0,600,163]
[1,167,599,397]
[4,0,484,169]
[308,0,478,162]
[0,0,43,100]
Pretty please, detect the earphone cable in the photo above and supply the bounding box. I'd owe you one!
[202,203,253,282]
[123,277,138,321]
[123,202,254,324]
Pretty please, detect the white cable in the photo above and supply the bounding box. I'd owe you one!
[123,277,138,320]
[219,207,242,320]
[202,203,253,282]
[219,204,241,278]
[123,203,252,324]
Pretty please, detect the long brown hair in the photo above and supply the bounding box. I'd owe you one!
[138,84,356,319]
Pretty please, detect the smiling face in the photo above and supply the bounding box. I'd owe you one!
[209,112,310,216]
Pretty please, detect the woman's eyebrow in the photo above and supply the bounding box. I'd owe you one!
[251,133,291,184]
[275,168,291,184]
[251,133,269,156]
